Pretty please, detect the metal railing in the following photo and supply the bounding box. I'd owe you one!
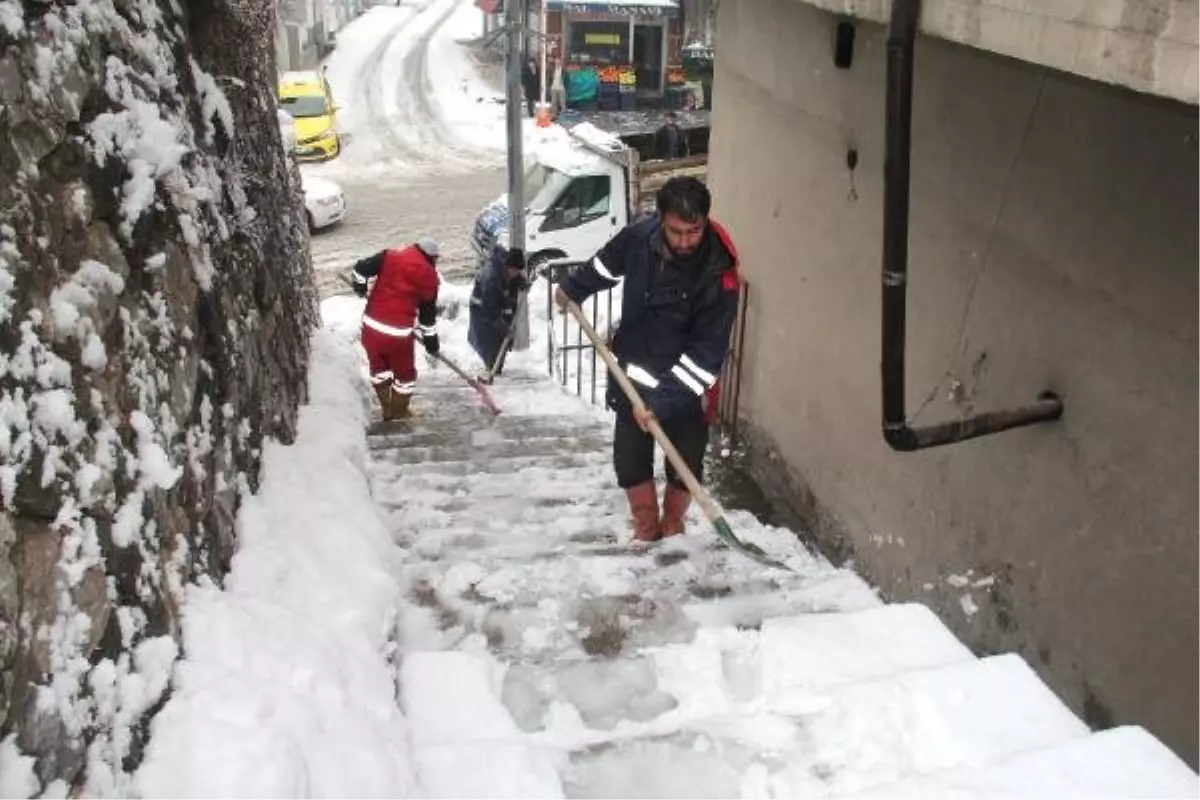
[716,279,749,437]
[541,259,614,408]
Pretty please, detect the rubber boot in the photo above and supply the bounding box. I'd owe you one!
[660,485,692,537]
[373,384,393,421]
[625,481,660,542]
[390,392,412,419]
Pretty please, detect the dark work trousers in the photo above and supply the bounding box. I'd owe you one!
[613,407,709,490]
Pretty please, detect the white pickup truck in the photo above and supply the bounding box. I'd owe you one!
[470,123,706,271]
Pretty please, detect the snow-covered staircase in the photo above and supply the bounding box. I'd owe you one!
[367,365,1198,799]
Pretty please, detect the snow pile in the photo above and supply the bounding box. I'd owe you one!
[568,121,624,150]
[134,320,416,797]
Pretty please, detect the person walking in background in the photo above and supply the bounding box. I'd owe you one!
[654,111,690,159]
[549,56,567,118]
[521,57,540,117]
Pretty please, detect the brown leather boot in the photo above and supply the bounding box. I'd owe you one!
[660,485,691,537]
[625,481,660,542]
[390,391,412,419]
[374,384,393,421]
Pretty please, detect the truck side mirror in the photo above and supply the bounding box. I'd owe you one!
[541,208,563,231]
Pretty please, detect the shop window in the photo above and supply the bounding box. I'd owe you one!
[542,176,612,231]
[568,21,628,64]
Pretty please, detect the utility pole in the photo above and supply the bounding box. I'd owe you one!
[538,1,548,110]
[504,0,530,350]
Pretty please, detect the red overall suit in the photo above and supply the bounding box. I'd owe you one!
[351,244,440,418]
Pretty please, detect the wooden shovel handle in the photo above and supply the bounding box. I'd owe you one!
[562,300,722,522]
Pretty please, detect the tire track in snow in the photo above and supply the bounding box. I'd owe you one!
[395,0,500,169]
[358,0,434,167]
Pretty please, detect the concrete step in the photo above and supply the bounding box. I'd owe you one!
[367,450,610,478]
[791,653,1090,795]
[836,725,1200,799]
[760,603,976,703]
[395,550,794,664]
[375,486,629,528]
[418,370,546,389]
[369,434,613,466]
[372,462,616,496]
[367,414,608,450]
[545,653,1094,799]
[399,651,564,799]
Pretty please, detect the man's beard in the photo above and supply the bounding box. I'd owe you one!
[665,234,704,261]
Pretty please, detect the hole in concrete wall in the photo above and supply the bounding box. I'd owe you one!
[834,20,856,69]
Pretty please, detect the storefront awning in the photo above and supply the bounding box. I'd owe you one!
[546,0,679,18]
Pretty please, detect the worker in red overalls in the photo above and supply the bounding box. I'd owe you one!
[349,237,441,420]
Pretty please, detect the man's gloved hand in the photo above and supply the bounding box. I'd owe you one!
[350,275,367,297]
[632,404,656,433]
[421,332,440,357]
[632,387,670,432]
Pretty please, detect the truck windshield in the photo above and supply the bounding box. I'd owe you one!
[524,164,550,200]
[526,164,570,214]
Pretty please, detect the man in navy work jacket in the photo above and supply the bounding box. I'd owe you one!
[554,177,740,542]
[468,247,528,380]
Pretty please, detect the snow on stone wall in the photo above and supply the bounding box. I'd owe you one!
[0,0,318,793]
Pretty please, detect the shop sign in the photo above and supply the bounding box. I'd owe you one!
[552,2,678,18]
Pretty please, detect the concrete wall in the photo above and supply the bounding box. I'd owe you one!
[709,0,1198,765]
[791,0,1199,105]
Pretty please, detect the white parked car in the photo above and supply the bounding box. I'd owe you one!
[301,173,346,232]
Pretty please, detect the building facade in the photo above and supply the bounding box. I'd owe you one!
[708,0,1198,765]
[275,0,363,74]
[528,0,685,101]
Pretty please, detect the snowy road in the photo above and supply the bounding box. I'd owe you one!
[309,171,503,295]
[311,0,506,177]
[303,0,510,294]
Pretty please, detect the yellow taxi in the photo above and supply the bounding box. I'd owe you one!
[278,70,340,161]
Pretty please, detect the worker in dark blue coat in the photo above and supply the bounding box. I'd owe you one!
[468,246,528,379]
[554,177,740,542]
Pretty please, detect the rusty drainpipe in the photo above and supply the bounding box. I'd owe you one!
[880,0,1063,452]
